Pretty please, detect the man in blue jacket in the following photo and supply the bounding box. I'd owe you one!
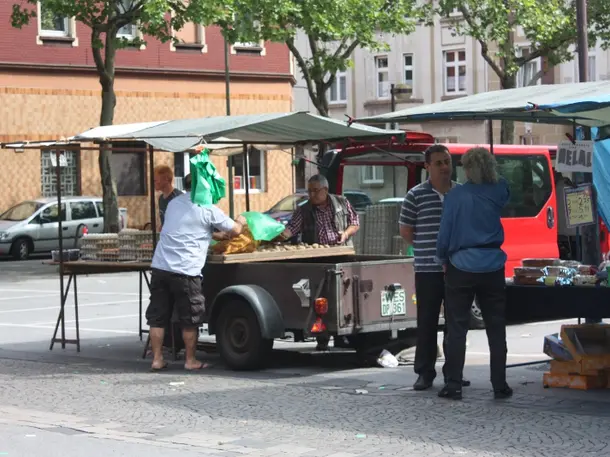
[436,147,513,401]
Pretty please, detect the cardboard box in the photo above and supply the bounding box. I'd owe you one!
[543,371,607,390]
[560,324,610,364]
[543,333,573,361]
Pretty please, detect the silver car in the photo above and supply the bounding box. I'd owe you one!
[0,197,127,260]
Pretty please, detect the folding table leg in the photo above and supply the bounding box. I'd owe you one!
[74,275,80,352]
[139,272,143,341]
[50,274,74,350]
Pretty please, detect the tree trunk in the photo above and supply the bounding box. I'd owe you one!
[500,75,516,144]
[99,79,120,233]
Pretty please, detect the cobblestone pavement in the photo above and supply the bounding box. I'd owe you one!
[1,264,609,456]
[0,355,609,457]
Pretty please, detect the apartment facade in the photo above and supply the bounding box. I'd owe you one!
[293,19,610,196]
[0,2,295,227]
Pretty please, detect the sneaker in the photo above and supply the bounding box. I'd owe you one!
[438,385,462,400]
[494,385,513,400]
[413,375,434,391]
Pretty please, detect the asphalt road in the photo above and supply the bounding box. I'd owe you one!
[0,258,609,457]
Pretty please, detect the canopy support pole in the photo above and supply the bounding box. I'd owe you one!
[55,149,66,348]
[224,35,235,218]
[487,119,494,154]
[243,144,251,212]
[148,144,157,250]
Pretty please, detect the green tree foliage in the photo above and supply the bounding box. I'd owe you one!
[224,0,421,117]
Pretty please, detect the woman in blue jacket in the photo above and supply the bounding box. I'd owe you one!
[436,147,512,401]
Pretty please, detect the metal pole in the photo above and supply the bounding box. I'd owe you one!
[55,149,66,348]
[148,145,157,251]
[576,0,600,267]
[243,144,251,212]
[487,119,494,154]
[224,35,235,218]
[390,84,397,197]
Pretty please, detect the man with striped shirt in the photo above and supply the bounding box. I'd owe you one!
[399,144,469,391]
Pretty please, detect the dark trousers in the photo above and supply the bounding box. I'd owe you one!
[444,263,507,390]
[414,272,447,381]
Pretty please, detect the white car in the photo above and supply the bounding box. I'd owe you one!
[0,197,127,260]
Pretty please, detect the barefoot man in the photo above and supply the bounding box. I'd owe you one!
[146,174,246,371]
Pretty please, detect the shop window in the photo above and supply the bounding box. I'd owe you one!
[232,148,265,192]
[110,141,147,196]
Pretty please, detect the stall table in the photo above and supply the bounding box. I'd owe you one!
[50,261,152,352]
[506,284,610,323]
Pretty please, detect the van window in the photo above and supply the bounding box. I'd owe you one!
[96,202,104,217]
[453,155,552,218]
[41,203,67,223]
[70,201,97,220]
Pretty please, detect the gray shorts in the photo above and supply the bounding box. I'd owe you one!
[145,268,205,328]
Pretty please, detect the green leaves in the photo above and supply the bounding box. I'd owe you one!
[436,0,578,81]
[224,0,420,115]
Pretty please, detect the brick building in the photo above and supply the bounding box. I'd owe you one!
[0,2,296,227]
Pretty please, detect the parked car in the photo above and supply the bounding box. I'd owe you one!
[265,189,373,224]
[0,197,127,260]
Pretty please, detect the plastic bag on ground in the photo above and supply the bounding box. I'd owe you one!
[377,349,399,368]
[241,211,286,241]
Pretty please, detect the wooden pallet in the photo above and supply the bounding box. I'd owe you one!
[207,246,355,264]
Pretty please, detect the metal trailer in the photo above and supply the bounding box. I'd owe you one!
[202,254,418,370]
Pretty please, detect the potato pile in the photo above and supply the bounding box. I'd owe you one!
[257,242,330,252]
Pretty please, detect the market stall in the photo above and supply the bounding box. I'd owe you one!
[2,111,404,352]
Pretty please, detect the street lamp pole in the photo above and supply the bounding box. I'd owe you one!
[224,35,235,218]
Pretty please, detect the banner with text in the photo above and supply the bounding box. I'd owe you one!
[555,140,594,174]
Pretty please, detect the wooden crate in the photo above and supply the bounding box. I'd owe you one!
[208,246,355,264]
[550,359,609,377]
[543,371,608,390]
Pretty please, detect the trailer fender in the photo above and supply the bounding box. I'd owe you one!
[208,285,284,339]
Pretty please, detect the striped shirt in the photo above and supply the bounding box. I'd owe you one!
[399,180,458,273]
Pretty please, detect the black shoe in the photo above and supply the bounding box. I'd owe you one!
[494,385,513,400]
[413,376,434,391]
[444,378,471,387]
[438,385,462,400]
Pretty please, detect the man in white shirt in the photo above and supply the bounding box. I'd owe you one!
[147,174,246,371]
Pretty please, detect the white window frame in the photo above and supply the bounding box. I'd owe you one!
[516,46,542,88]
[361,165,384,185]
[375,56,390,99]
[443,49,467,95]
[328,70,348,104]
[170,21,207,53]
[403,53,414,94]
[573,47,597,82]
[233,149,266,194]
[36,2,78,46]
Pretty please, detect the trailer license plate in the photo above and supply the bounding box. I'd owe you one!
[381,289,406,317]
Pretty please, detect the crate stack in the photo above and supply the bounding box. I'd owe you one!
[362,203,402,255]
[352,211,366,254]
[543,324,610,390]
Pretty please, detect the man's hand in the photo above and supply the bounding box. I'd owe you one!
[212,231,230,241]
[235,214,247,226]
[443,264,447,273]
[194,144,206,154]
[339,231,349,244]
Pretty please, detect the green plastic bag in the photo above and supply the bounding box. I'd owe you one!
[190,149,226,205]
[242,211,286,241]
[406,245,414,257]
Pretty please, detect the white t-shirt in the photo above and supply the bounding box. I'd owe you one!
[151,193,235,276]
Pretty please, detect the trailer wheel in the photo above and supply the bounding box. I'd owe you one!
[470,299,486,330]
[216,299,274,370]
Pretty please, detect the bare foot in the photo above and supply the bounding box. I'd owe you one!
[151,360,168,372]
[184,360,209,371]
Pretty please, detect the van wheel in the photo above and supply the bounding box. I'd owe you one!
[216,299,273,371]
[11,238,31,261]
[470,299,486,330]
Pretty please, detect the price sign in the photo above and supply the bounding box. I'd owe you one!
[564,184,595,228]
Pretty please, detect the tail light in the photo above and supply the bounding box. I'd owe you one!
[311,317,326,333]
[314,298,328,315]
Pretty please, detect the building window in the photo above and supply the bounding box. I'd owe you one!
[403,54,414,93]
[232,148,265,192]
[41,149,79,197]
[375,56,390,99]
[517,47,541,87]
[443,50,466,95]
[328,70,347,104]
[520,135,540,145]
[361,165,384,185]
[171,22,206,52]
[117,0,137,39]
[110,142,147,196]
[39,6,69,37]
[231,14,264,54]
